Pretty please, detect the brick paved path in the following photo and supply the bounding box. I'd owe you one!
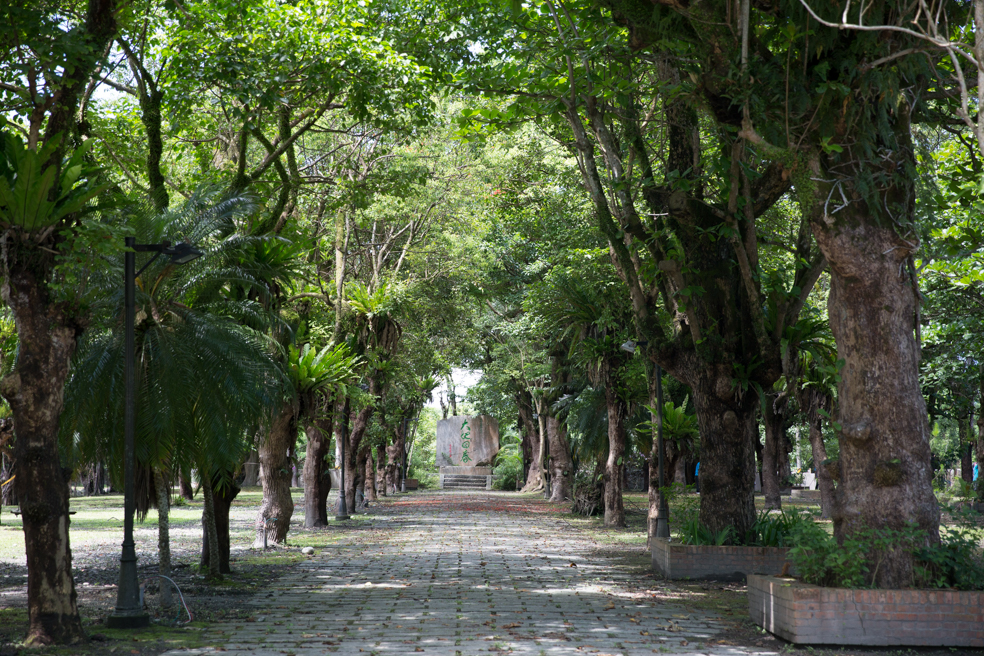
[163,491,777,656]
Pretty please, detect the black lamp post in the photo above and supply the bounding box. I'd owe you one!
[621,339,670,538]
[107,237,202,629]
[335,421,350,520]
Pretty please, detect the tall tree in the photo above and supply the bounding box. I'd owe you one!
[0,0,118,643]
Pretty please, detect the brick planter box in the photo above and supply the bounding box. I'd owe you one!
[652,538,791,581]
[748,574,984,647]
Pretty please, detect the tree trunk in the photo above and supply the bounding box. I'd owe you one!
[242,447,260,487]
[814,210,939,587]
[808,416,836,520]
[375,444,387,497]
[692,365,758,538]
[536,399,550,498]
[202,476,239,575]
[673,453,686,485]
[0,257,85,646]
[603,383,627,528]
[546,416,573,502]
[345,394,376,512]
[761,393,783,510]
[254,403,296,546]
[303,420,332,528]
[977,365,984,501]
[179,471,194,500]
[155,474,172,608]
[335,397,351,513]
[960,417,973,483]
[779,429,792,488]
[332,209,347,342]
[386,442,401,493]
[647,370,667,549]
[518,393,543,492]
[364,447,377,502]
[200,475,221,579]
[354,445,368,508]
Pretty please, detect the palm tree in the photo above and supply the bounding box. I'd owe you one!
[62,191,288,583]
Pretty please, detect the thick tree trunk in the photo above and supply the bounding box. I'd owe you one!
[603,386,627,528]
[814,213,939,587]
[547,416,573,502]
[202,477,239,575]
[200,475,221,579]
[761,394,783,510]
[779,429,792,488]
[673,454,686,484]
[254,403,296,546]
[519,397,543,492]
[386,442,401,493]
[303,420,332,528]
[692,365,758,538]
[0,258,85,646]
[155,475,172,608]
[364,447,377,502]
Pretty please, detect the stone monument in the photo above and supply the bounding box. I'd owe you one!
[436,415,499,489]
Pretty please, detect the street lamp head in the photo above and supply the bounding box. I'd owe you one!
[620,339,650,354]
[163,242,203,265]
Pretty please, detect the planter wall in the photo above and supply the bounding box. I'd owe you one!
[652,538,791,581]
[748,574,984,647]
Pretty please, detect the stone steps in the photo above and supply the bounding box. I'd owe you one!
[441,475,490,490]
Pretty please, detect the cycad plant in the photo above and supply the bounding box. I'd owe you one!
[62,191,288,583]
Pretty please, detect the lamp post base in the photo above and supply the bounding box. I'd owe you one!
[335,497,350,521]
[106,611,150,629]
[655,500,671,539]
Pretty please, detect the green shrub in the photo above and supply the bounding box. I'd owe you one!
[676,507,815,548]
[787,514,984,590]
[414,472,438,489]
[744,509,816,547]
[492,434,523,490]
[948,479,976,499]
[786,520,868,587]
